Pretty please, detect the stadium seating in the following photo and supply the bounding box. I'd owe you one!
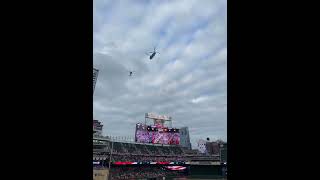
[170,146,183,155]
[137,144,151,155]
[110,166,187,179]
[159,146,173,155]
[93,140,217,163]
[113,142,125,154]
[146,145,160,154]
[122,143,140,154]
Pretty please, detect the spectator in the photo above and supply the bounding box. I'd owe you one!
[110,166,187,179]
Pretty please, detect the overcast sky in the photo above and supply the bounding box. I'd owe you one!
[93,0,227,148]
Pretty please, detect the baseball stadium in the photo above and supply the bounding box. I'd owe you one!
[93,68,227,180]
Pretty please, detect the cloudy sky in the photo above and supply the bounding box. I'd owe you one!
[93,0,227,148]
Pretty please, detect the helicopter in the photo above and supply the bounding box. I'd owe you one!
[146,47,160,60]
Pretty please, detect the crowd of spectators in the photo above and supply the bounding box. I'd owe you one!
[147,145,161,154]
[93,141,212,164]
[93,153,217,163]
[94,141,186,156]
[110,166,187,179]
[93,140,222,164]
[121,143,138,154]
[160,146,172,155]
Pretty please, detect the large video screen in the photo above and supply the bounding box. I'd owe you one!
[135,123,180,145]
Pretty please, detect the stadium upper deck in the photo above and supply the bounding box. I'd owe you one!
[93,135,220,163]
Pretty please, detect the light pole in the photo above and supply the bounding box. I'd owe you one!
[108,140,114,169]
[93,68,99,95]
[220,143,223,162]
[106,140,114,180]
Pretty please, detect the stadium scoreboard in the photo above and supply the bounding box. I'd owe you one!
[135,123,180,145]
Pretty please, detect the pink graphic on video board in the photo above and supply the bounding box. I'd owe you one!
[135,123,180,145]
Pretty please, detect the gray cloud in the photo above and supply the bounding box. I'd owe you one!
[94,0,227,148]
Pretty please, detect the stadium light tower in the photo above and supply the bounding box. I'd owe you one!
[93,68,99,94]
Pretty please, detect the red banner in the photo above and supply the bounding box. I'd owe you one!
[165,166,187,171]
[113,162,134,165]
[113,161,175,165]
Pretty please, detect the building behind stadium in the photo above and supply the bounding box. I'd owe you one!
[179,127,192,150]
[197,138,227,163]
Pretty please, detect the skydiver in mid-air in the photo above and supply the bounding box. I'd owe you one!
[129,71,135,76]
